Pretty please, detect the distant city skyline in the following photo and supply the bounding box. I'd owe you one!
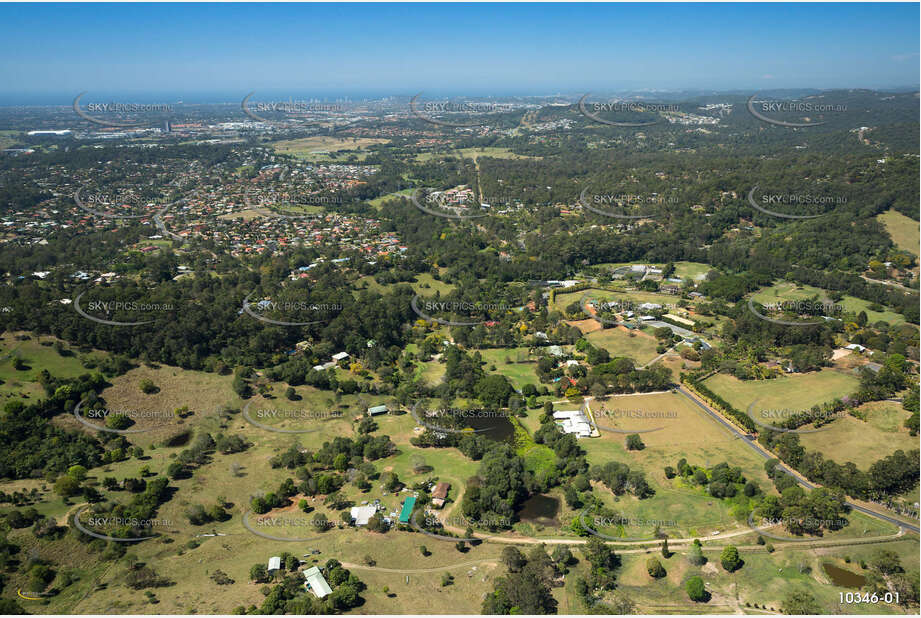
[0,2,918,105]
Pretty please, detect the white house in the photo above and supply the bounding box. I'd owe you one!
[350,505,377,526]
[553,410,593,438]
[268,556,281,572]
[303,566,332,598]
[331,352,350,362]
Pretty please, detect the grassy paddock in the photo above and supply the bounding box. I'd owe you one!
[877,209,919,257]
[798,401,917,469]
[702,370,860,413]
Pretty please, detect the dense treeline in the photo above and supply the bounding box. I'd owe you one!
[0,373,111,478]
[0,269,417,371]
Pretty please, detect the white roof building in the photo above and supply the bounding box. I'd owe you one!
[303,566,332,598]
[350,505,377,526]
[268,556,281,572]
[553,410,594,438]
[331,352,350,361]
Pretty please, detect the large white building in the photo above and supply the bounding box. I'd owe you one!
[303,566,332,598]
[350,505,377,526]
[553,410,593,438]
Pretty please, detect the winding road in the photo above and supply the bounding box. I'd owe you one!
[676,385,920,534]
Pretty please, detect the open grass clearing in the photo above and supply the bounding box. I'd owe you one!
[271,136,388,159]
[702,370,860,413]
[585,326,661,366]
[877,209,919,257]
[477,347,542,390]
[579,392,774,538]
[798,401,918,469]
[750,281,906,325]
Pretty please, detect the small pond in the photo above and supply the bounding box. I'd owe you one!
[518,494,560,527]
[466,414,515,442]
[823,562,866,589]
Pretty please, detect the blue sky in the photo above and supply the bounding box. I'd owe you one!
[0,2,917,101]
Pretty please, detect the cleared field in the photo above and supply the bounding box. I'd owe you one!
[0,333,102,402]
[703,370,860,412]
[477,347,542,390]
[368,188,414,207]
[416,358,447,386]
[878,209,919,257]
[606,537,919,615]
[578,392,774,538]
[356,271,456,298]
[53,363,242,448]
[799,401,918,469]
[411,272,456,296]
[591,261,711,282]
[750,281,906,325]
[552,288,683,315]
[415,147,539,163]
[585,326,661,366]
[458,147,539,160]
[271,136,388,159]
[0,130,23,150]
[673,261,712,281]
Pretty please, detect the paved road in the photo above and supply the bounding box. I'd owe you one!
[859,274,917,293]
[676,386,920,534]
